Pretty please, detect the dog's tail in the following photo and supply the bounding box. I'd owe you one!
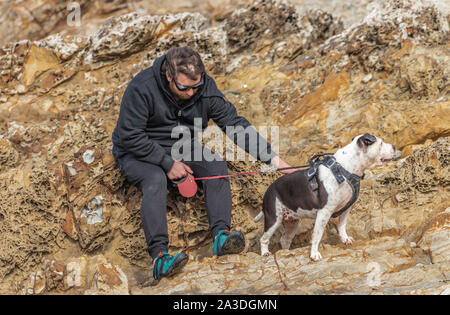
[254,211,264,223]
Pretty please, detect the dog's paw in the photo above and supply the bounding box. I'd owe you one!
[310,251,322,261]
[340,236,354,245]
[261,251,271,257]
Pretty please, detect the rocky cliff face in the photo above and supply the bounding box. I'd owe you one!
[0,0,448,294]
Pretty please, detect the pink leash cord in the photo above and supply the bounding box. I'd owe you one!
[194,165,309,181]
[195,170,261,181]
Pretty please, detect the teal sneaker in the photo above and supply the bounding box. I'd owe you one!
[212,230,245,256]
[152,251,188,281]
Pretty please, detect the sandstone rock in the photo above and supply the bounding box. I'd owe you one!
[19,259,66,295]
[417,208,450,264]
[399,53,445,98]
[0,0,143,47]
[0,137,19,171]
[84,256,129,295]
[225,0,343,63]
[85,12,161,63]
[37,34,89,62]
[132,236,449,295]
[18,255,129,295]
[64,257,88,291]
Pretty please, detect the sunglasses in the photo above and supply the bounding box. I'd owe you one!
[173,75,204,92]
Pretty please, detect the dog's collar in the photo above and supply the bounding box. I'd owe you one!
[307,154,362,218]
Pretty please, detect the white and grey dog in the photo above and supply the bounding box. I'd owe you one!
[254,133,396,261]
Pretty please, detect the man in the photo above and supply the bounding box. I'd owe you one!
[112,46,294,281]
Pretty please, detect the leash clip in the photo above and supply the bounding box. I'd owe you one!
[307,167,317,178]
[324,156,336,168]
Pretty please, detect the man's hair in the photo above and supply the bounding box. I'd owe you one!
[162,46,205,81]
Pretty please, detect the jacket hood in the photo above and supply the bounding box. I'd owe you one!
[152,55,174,102]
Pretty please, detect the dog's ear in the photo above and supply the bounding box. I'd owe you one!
[357,133,377,149]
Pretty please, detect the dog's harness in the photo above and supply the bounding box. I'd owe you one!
[306,154,363,218]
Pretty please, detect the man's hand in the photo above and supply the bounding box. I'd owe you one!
[167,161,193,181]
[270,156,297,174]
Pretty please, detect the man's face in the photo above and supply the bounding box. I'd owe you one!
[166,71,202,101]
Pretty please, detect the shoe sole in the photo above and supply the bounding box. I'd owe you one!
[221,231,245,255]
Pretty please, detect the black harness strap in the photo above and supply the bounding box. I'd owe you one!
[306,154,363,218]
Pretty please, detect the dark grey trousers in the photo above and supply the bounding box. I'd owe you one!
[113,146,232,260]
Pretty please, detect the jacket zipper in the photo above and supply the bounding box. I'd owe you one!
[177,109,182,126]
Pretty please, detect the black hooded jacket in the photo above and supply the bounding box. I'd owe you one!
[112,54,276,173]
